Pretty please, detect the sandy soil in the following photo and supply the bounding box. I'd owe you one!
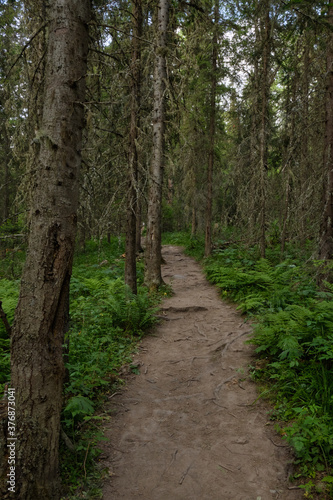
[101,245,303,500]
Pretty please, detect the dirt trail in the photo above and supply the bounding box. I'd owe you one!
[101,246,302,500]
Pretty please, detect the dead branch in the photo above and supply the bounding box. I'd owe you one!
[214,375,236,397]
[61,427,76,453]
[218,463,237,473]
[269,437,289,448]
[0,234,25,240]
[179,464,192,485]
[221,331,250,356]
[163,449,178,475]
[6,23,49,80]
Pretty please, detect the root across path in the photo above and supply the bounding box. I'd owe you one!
[101,245,302,500]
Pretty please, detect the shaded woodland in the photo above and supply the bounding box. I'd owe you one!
[1,0,333,498]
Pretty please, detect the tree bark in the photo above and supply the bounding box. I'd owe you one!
[280,75,296,260]
[318,5,333,267]
[2,124,10,223]
[144,0,169,290]
[125,0,143,295]
[4,1,90,498]
[259,0,270,259]
[299,38,310,246]
[204,0,218,258]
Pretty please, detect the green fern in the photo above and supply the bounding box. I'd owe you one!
[203,244,333,469]
[0,279,19,338]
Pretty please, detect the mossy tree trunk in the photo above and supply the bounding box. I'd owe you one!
[2,1,90,498]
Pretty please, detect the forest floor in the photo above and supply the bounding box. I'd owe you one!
[100,245,303,500]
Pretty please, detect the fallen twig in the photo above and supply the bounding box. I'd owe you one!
[221,331,250,356]
[208,338,228,347]
[179,464,191,485]
[214,375,236,397]
[218,463,237,473]
[195,322,207,338]
[269,437,289,448]
[191,356,210,364]
[61,427,76,453]
[164,449,178,475]
[109,392,122,399]
[83,442,91,479]
[211,399,227,409]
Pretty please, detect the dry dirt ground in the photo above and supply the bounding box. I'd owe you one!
[101,245,303,500]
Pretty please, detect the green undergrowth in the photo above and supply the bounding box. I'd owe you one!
[162,231,205,260]
[173,232,333,494]
[0,279,19,385]
[61,238,159,498]
[0,237,161,499]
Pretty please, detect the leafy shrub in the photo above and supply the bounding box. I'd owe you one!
[205,258,317,314]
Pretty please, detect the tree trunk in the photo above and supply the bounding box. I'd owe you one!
[280,75,296,260]
[2,124,10,223]
[191,206,197,237]
[258,0,270,259]
[204,0,218,258]
[297,35,310,247]
[318,6,333,268]
[136,188,143,253]
[144,0,169,290]
[125,0,143,295]
[4,1,90,498]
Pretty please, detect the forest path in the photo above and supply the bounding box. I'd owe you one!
[101,245,302,500]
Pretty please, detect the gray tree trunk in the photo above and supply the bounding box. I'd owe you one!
[318,6,333,273]
[144,0,169,290]
[125,0,143,295]
[204,0,218,257]
[258,0,271,259]
[3,1,90,498]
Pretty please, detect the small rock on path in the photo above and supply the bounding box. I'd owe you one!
[101,245,302,500]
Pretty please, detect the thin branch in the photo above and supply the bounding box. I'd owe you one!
[98,23,154,46]
[90,47,121,63]
[6,23,49,80]
[0,234,25,240]
[280,0,331,28]
[95,126,124,139]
